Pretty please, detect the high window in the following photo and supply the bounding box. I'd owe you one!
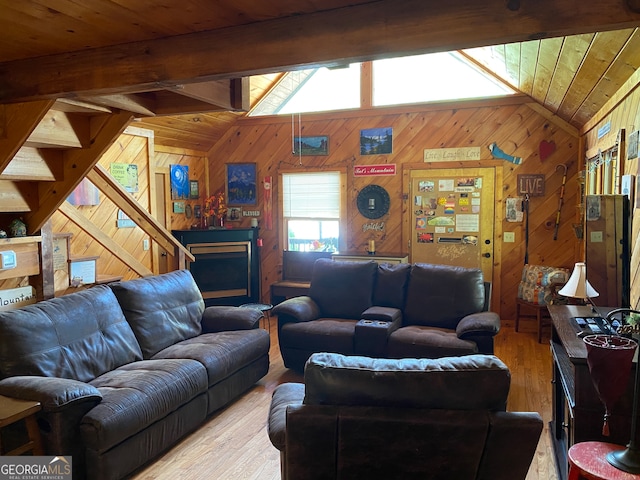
[281,171,342,252]
[250,52,515,116]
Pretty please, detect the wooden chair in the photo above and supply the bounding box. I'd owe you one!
[515,283,563,343]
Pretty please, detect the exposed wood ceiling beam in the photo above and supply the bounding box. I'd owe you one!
[167,79,249,112]
[76,93,157,117]
[1,0,639,104]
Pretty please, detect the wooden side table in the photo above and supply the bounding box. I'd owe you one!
[569,442,640,480]
[239,303,273,331]
[0,395,43,455]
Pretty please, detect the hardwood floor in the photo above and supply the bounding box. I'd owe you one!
[130,318,558,480]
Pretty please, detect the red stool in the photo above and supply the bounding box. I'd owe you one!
[569,442,640,480]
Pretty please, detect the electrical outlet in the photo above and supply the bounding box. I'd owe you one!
[143,239,150,251]
[504,232,515,243]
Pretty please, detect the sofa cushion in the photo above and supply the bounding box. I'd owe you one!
[373,263,410,308]
[309,259,377,319]
[82,358,207,452]
[151,329,270,386]
[0,286,142,382]
[404,263,485,329]
[304,352,509,411]
[110,270,205,359]
[280,319,358,354]
[387,326,478,358]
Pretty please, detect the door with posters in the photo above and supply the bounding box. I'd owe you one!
[409,167,495,282]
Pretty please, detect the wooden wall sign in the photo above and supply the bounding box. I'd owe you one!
[517,174,545,196]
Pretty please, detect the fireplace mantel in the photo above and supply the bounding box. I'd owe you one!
[172,228,260,306]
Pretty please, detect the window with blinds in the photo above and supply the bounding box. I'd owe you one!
[282,172,341,252]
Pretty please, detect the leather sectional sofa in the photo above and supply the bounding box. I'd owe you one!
[0,269,270,480]
[268,352,543,480]
[272,258,500,371]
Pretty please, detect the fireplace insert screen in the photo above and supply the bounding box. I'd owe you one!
[187,242,252,299]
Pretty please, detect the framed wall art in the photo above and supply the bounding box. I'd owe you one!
[226,163,257,205]
[360,127,393,155]
[170,164,189,199]
[228,207,242,221]
[190,180,199,199]
[293,136,329,155]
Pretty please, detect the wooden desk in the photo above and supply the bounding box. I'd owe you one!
[548,305,638,480]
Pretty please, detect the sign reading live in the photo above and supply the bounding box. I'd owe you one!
[354,164,396,177]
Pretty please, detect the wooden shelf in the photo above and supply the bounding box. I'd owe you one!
[0,236,42,246]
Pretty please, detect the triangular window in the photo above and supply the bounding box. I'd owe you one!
[250,51,515,116]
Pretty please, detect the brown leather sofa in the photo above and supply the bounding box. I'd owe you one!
[272,259,500,371]
[268,353,543,480]
[0,269,270,480]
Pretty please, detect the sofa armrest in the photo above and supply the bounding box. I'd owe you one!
[0,376,102,460]
[272,296,321,323]
[456,311,501,339]
[355,307,403,357]
[201,306,262,332]
[268,383,305,451]
[0,376,102,412]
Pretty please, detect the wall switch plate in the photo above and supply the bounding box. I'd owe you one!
[0,250,17,269]
[143,239,150,251]
[504,232,515,243]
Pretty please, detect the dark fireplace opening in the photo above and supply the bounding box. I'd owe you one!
[187,242,252,300]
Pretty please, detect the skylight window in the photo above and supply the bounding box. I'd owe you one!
[250,52,515,116]
[249,65,360,116]
[373,52,515,106]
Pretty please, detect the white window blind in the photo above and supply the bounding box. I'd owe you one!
[282,172,340,218]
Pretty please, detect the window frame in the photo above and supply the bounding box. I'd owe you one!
[278,168,348,253]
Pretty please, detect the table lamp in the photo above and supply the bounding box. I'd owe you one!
[558,262,599,305]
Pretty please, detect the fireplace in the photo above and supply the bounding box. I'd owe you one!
[172,228,260,306]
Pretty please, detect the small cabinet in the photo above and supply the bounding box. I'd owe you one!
[549,305,639,480]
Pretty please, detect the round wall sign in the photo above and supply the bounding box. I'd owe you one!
[357,185,390,219]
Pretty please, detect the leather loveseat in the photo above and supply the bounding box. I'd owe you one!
[272,258,500,371]
[268,352,543,480]
[0,269,270,480]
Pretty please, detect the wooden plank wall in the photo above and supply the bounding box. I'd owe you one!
[208,100,582,319]
[49,128,207,288]
[153,145,209,231]
[51,131,152,285]
[583,77,640,309]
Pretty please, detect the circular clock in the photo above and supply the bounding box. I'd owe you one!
[357,184,390,219]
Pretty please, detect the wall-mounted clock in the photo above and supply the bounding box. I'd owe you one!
[357,184,390,219]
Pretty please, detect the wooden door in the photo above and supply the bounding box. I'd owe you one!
[407,167,495,282]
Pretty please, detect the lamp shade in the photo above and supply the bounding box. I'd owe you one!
[558,262,599,300]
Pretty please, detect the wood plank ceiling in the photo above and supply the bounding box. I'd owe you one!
[0,1,639,151]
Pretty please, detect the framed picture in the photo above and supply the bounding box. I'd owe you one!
[190,180,199,199]
[170,164,189,199]
[360,127,393,155]
[227,207,242,221]
[226,163,257,205]
[293,135,329,155]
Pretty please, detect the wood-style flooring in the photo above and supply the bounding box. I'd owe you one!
[130,318,558,480]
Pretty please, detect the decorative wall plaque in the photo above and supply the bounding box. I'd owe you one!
[517,174,545,197]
